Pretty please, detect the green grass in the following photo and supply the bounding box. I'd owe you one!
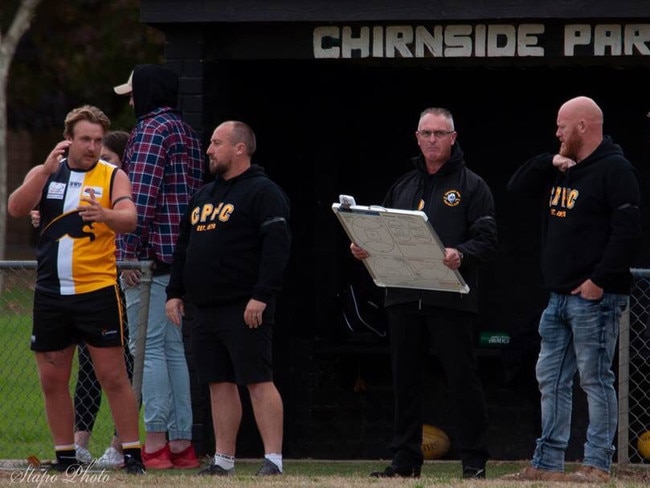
[0,312,51,458]
[1,283,649,488]
[0,459,648,487]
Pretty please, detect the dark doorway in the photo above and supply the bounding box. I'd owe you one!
[203,61,650,340]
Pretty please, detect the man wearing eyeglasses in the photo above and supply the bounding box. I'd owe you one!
[351,107,498,480]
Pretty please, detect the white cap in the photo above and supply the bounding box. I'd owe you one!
[113,71,133,95]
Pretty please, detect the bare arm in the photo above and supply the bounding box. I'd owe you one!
[8,140,71,217]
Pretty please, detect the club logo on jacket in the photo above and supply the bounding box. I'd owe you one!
[549,186,578,218]
[443,190,461,207]
[191,202,234,231]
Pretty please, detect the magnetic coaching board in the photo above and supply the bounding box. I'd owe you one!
[332,198,469,293]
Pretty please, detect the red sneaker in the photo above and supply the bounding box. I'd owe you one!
[170,445,200,469]
[142,444,173,469]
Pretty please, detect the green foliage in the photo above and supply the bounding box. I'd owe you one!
[7,0,164,132]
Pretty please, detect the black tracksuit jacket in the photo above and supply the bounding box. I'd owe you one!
[383,143,498,313]
[166,165,291,311]
[508,136,641,294]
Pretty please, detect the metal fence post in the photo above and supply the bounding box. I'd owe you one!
[618,297,630,465]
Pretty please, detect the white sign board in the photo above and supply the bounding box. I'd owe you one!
[332,199,469,294]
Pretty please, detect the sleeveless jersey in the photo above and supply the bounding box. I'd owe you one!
[36,159,119,295]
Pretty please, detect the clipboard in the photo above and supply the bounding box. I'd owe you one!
[332,196,469,293]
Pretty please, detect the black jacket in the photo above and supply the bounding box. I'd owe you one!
[508,136,641,294]
[383,143,498,313]
[166,165,291,312]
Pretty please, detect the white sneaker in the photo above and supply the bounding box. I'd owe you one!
[95,446,124,468]
[75,444,93,463]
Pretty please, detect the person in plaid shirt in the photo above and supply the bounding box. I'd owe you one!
[115,64,205,469]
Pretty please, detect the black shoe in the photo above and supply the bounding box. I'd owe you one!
[197,463,234,476]
[122,457,146,475]
[463,465,486,479]
[256,459,282,475]
[370,465,421,478]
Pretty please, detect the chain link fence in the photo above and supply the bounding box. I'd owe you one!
[0,260,152,461]
[619,269,650,465]
[1,261,649,463]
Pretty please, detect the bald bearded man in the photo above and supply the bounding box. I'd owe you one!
[506,96,642,482]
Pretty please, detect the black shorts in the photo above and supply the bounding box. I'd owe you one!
[31,284,127,352]
[191,301,274,385]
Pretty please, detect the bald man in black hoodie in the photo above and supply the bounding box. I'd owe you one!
[166,121,291,477]
[507,96,642,483]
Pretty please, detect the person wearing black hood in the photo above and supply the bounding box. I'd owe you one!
[506,96,642,483]
[114,65,204,470]
[351,107,498,480]
[165,121,291,476]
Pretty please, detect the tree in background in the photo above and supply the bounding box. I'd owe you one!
[0,0,41,262]
[7,0,164,132]
[2,0,164,258]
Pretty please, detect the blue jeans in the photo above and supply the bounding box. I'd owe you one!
[532,292,627,473]
[126,274,194,439]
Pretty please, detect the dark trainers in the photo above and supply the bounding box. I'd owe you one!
[370,464,421,478]
[122,457,146,475]
[197,463,234,476]
[256,459,282,476]
[463,465,486,479]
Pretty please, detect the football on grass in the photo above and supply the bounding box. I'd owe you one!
[421,424,451,460]
[638,430,650,460]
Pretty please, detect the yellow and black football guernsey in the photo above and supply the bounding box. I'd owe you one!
[36,159,119,295]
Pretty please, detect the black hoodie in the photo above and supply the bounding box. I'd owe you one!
[382,143,498,313]
[166,165,291,313]
[508,136,641,294]
[131,64,179,119]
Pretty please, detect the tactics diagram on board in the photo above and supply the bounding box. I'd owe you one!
[332,202,469,293]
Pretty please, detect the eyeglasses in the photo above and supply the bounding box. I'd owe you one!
[417,130,454,139]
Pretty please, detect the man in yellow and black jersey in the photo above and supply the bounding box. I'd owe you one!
[7,105,145,475]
